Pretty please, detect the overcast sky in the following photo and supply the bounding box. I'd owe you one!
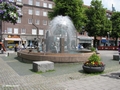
[83,0,120,11]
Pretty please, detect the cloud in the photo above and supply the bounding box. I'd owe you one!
[83,0,120,11]
[102,0,115,11]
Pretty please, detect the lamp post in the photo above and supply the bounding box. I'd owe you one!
[107,32,110,46]
[81,26,85,35]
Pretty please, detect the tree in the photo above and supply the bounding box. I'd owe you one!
[0,0,19,49]
[0,0,19,24]
[85,0,111,47]
[48,0,86,31]
[110,12,120,46]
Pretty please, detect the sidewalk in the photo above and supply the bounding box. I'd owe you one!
[0,50,120,90]
[0,50,15,55]
[58,70,120,90]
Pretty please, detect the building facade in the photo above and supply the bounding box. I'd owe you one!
[1,0,54,49]
[0,0,114,50]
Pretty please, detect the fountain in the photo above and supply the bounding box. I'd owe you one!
[46,16,77,53]
[17,16,93,63]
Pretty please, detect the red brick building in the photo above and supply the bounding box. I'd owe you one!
[0,0,54,49]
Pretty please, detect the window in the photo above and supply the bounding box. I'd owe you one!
[43,3,47,8]
[29,0,33,5]
[18,8,22,13]
[35,20,40,25]
[17,17,21,23]
[7,28,12,34]
[39,29,44,35]
[48,4,52,8]
[4,30,7,33]
[43,20,47,25]
[43,11,47,16]
[28,9,33,15]
[21,28,26,34]
[9,0,14,2]
[28,19,33,24]
[48,21,50,25]
[17,0,22,2]
[32,29,37,35]
[35,10,40,16]
[36,1,40,6]
[14,28,18,34]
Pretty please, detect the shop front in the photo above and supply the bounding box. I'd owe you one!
[4,35,21,50]
[98,37,117,50]
[77,36,94,49]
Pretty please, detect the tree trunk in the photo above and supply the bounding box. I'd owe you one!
[115,37,118,46]
[93,36,97,48]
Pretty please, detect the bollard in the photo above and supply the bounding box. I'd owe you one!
[8,53,9,56]
[119,54,120,64]
[1,50,3,54]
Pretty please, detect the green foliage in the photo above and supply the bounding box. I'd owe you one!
[110,11,120,46]
[88,53,101,62]
[48,0,86,31]
[84,53,103,67]
[85,0,106,36]
[0,0,19,24]
[90,47,96,52]
[85,0,111,46]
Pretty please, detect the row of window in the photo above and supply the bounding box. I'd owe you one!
[29,0,53,8]
[28,9,47,16]
[17,18,48,25]
[5,28,44,35]
[9,0,53,9]
[9,0,22,2]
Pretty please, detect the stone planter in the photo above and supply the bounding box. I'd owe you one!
[82,65,105,73]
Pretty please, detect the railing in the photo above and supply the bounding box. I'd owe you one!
[98,46,118,50]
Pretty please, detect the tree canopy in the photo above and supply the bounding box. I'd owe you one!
[48,0,86,31]
[0,0,19,24]
[85,0,107,36]
[110,11,120,45]
[85,0,112,46]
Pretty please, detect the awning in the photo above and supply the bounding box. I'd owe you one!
[77,36,93,43]
[77,36,94,40]
[5,38,21,41]
[79,40,92,43]
[101,39,107,43]
[21,38,26,41]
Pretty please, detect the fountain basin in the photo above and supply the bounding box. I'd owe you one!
[17,49,94,63]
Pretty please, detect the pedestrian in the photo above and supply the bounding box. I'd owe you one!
[78,43,81,50]
[118,44,120,77]
[95,42,99,54]
[118,44,120,64]
[14,45,17,52]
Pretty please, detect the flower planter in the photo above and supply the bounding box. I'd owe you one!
[82,65,105,73]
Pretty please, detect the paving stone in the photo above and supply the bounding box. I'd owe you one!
[0,50,120,90]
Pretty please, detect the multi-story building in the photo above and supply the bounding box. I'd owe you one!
[0,0,113,50]
[1,0,54,49]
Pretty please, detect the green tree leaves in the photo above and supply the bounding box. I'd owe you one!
[85,0,112,46]
[0,0,19,24]
[48,0,85,31]
[110,12,120,45]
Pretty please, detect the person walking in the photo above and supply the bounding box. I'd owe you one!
[118,44,120,64]
[78,43,81,50]
[14,45,18,52]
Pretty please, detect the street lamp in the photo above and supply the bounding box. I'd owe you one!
[107,32,110,46]
[82,26,85,33]
[80,26,85,35]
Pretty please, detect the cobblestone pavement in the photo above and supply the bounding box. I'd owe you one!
[0,50,120,90]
